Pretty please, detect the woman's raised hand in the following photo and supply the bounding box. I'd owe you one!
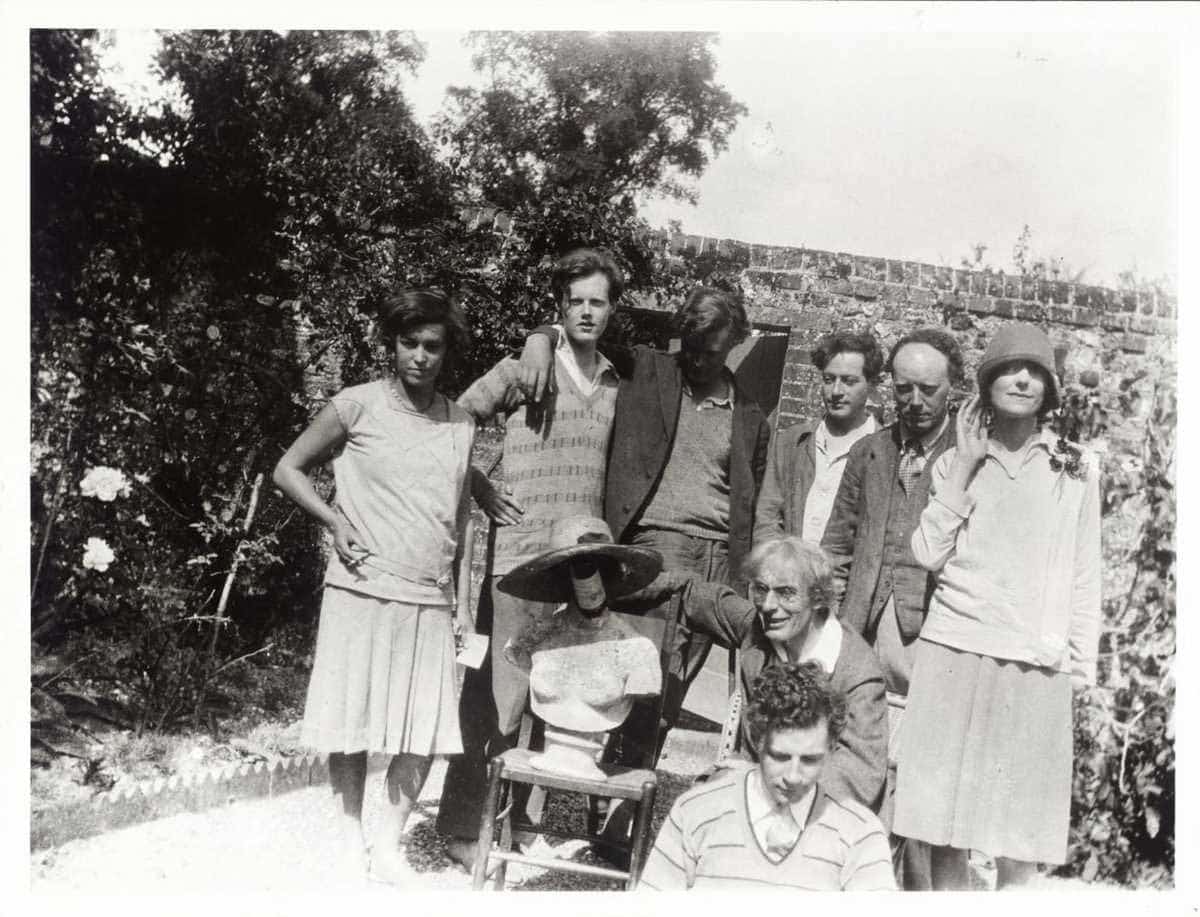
[955,395,989,468]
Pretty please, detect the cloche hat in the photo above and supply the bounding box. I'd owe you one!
[497,515,662,603]
[976,323,1061,412]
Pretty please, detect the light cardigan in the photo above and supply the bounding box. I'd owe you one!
[911,428,1101,683]
[639,761,894,890]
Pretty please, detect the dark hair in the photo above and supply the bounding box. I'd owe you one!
[676,287,750,347]
[742,536,835,620]
[812,330,884,383]
[378,289,470,359]
[745,662,846,752]
[550,249,625,306]
[885,327,964,385]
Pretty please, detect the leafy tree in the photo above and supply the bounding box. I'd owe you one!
[435,31,746,368]
[30,29,747,749]
[30,29,483,736]
[1054,379,1175,887]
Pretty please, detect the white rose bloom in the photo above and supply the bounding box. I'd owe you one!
[82,537,116,572]
[80,466,132,502]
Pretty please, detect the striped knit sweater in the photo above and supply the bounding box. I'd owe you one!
[639,762,895,890]
[458,354,617,575]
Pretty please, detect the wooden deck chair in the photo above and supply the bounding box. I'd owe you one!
[470,594,681,891]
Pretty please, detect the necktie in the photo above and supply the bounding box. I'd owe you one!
[898,439,925,494]
[764,807,801,860]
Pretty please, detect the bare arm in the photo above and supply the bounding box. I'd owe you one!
[272,403,366,565]
[458,360,529,525]
[454,482,476,632]
[468,466,524,526]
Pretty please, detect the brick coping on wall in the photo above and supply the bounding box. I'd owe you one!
[457,206,1176,344]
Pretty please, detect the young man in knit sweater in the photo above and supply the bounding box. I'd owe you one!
[520,288,771,768]
[640,662,894,890]
[436,248,623,870]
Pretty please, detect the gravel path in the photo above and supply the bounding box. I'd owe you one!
[30,721,1095,893]
[30,728,718,894]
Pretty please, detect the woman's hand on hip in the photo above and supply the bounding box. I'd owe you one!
[332,519,369,567]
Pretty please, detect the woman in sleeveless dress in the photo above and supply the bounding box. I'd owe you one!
[273,289,475,883]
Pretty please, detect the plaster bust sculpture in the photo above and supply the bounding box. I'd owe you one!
[499,515,663,780]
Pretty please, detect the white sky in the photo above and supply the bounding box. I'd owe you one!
[645,31,1178,286]
[100,23,1180,287]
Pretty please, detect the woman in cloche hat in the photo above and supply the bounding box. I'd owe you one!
[893,323,1100,889]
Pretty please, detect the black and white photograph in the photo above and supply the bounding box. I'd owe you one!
[15,1,1189,903]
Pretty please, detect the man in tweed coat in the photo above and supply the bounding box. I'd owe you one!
[819,326,963,889]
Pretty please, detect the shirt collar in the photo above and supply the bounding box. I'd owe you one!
[899,412,950,452]
[553,324,616,381]
[985,426,1056,478]
[770,611,843,672]
[815,415,877,459]
[682,370,735,409]
[747,767,817,830]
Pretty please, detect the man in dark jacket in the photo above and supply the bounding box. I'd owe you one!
[522,288,771,763]
[819,326,963,888]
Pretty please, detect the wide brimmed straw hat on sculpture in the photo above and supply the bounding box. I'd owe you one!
[497,515,662,604]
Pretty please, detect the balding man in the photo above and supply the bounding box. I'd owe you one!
[820,327,963,890]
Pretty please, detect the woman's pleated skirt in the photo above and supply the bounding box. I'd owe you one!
[300,586,462,756]
[893,639,1074,864]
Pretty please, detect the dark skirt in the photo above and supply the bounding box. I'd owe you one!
[893,639,1073,864]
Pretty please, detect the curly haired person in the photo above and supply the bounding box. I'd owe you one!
[640,662,895,890]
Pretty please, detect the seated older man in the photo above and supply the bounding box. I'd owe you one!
[639,536,887,812]
[640,662,894,890]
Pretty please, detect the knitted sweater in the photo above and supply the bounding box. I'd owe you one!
[457,354,617,575]
[639,384,734,539]
[640,762,895,890]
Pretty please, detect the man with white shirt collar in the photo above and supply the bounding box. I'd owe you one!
[649,536,888,812]
[819,326,963,889]
[640,661,894,890]
[754,331,883,547]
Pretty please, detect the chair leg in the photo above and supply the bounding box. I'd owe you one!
[472,758,506,890]
[625,779,658,890]
[494,780,514,890]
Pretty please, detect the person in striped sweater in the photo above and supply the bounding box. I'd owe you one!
[640,662,895,891]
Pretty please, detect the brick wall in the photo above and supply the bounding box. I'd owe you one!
[660,232,1175,453]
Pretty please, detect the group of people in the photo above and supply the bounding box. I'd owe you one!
[272,247,1100,891]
